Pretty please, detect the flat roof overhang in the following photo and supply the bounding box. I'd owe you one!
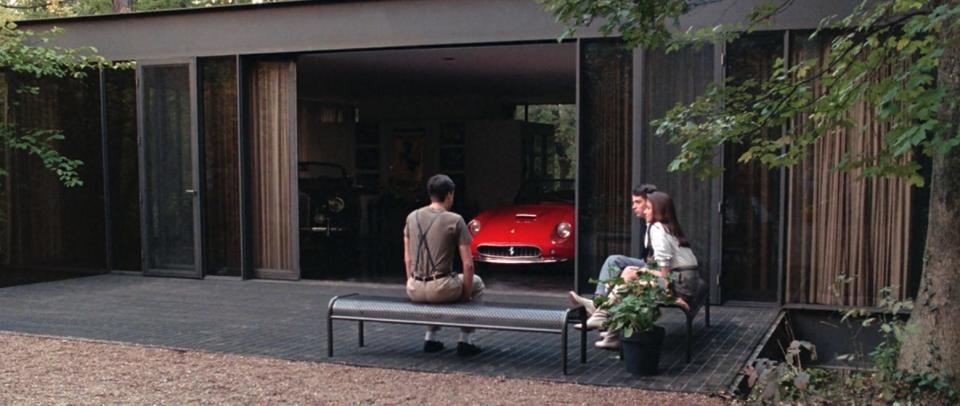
[16,0,864,61]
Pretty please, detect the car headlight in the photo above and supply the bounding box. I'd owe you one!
[555,222,572,239]
[468,219,481,236]
[327,197,345,213]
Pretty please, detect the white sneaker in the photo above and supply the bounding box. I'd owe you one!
[595,333,621,350]
[567,291,597,315]
[586,312,607,329]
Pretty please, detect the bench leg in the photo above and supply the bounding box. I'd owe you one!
[562,322,569,375]
[686,313,693,363]
[705,302,711,327]
[327,315,334,357]
[579,307,588,364]
[358,321,365,347]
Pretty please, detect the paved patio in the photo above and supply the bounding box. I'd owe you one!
[0,273,778,393]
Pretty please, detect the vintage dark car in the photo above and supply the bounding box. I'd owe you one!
[298,162,360,242]
[467,179,575,264]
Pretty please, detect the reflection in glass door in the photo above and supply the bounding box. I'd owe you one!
[640,45,721,302]
[721,34,783,302]
[576,39,633,294]
[137,61,203,278]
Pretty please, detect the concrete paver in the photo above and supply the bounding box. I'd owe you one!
[0,274,778,393]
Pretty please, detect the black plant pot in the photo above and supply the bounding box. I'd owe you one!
[620,326,666,376]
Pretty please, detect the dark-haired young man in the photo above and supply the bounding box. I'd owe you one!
[567,184,658,322]
[589,184,658,294]
[567,184,659,348]
[404,174,485,357]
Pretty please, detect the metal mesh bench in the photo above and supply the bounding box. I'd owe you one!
[661,269,711,363]
[327,294,588,374]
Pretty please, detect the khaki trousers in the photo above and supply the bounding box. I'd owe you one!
[406,274,485,332]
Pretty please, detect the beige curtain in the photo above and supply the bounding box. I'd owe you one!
[785,38,913,306]
[249,61,294,273]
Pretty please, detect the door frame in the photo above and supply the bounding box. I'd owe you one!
[137,57,204,278]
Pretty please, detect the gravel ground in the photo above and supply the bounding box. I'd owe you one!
[0,333,731,405]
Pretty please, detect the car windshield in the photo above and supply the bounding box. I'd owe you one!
[513,180,575,204]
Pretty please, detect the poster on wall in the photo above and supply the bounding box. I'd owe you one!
[388,129,425,202]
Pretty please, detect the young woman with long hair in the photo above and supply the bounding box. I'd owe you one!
[580,190,705,350]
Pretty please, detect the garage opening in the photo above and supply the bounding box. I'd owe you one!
[295,43,577,291]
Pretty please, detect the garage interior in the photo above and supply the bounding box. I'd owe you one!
[295,42,577,291]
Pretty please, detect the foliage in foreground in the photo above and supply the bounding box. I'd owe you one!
[592,264,676,337]
[743,286,956,404]
[1,0,265,19]
[0,21,126,188]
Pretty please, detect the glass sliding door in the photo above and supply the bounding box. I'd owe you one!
[721,33,784,302]
[244,59,299,280]
[576,39,633,293]
[137,60,203,278]
[6,71,107,272]
[640,45,721,302]
[200,56,242,277]
[105,68,142,271]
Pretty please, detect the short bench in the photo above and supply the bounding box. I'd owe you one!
[663,274,711,363]
[327,294,588,374]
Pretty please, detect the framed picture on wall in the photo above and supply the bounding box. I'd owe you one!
[388,129,426,201]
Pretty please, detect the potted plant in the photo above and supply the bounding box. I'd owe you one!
[595,263,675,375]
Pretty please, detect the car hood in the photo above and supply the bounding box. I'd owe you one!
[473,203,573,238]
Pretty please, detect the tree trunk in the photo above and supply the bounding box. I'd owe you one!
[898,0,960,380]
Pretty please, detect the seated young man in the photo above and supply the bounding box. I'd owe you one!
[404,174,485,357]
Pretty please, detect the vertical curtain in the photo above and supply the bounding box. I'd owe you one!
[576,39,633,292]
[249,61,294,273]
[201,57,241,276]
[7,73,105,270]
[785,37,913,306]
[12,77,64,264]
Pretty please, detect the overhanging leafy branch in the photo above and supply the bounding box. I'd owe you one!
[653,0,960,185]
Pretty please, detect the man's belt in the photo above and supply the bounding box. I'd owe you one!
[412,273,452,282]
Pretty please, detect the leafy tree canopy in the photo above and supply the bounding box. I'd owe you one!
[0,18,129,187]
[542,0,960,186]
[1,0,265,19]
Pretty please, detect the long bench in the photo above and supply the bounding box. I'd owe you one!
[326,294,588,374]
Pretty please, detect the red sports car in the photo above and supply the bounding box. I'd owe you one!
[467,180,575,264]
